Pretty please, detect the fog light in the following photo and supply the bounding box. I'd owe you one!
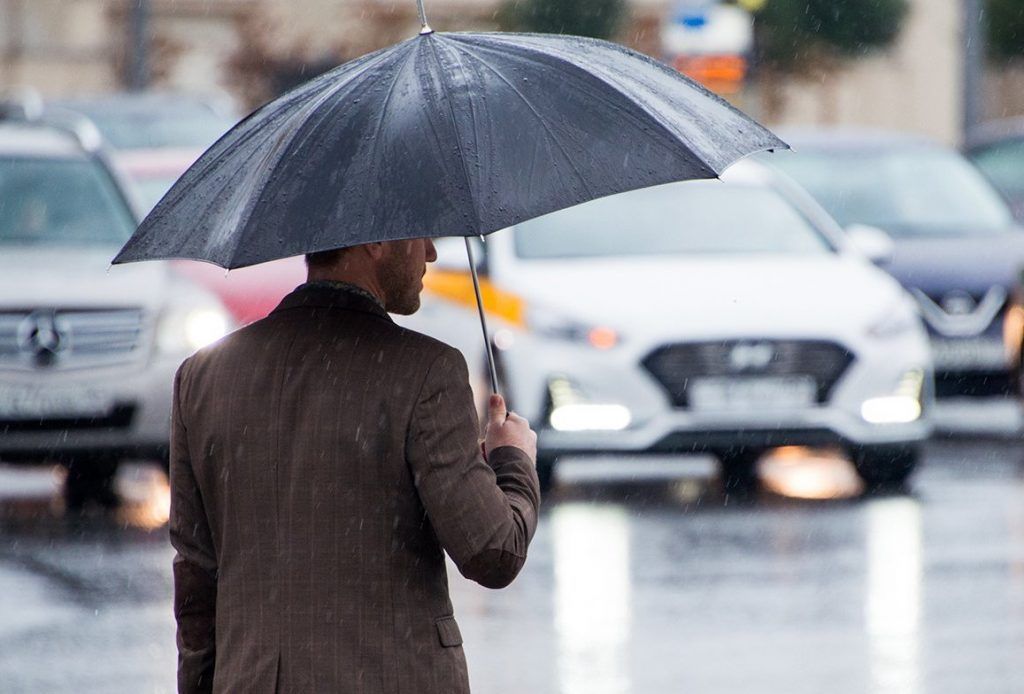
[861,369,924,424]
[550,404,631,432]
[861,396,922,424]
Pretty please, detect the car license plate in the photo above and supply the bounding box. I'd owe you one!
[689,376,817,411]
[929,338,1007,370]
[0,386,113,419]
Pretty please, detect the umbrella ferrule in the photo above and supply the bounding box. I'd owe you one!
[416,0,431,33]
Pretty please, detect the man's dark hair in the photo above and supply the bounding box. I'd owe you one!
[305,248,348,269]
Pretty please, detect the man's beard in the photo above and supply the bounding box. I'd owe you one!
[379,251,422,315]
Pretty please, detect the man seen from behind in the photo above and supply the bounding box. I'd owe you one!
[169,237,540,693]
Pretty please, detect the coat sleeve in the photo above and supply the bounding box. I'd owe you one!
[406,347,541,589]
[168,362,218,694]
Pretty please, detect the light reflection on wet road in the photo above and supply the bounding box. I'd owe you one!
[1,441,1023,693]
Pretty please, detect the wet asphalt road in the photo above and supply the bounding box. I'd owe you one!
[1,440,1022,694]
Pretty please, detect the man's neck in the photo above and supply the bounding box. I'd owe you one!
[305,276,385,309]
[306,272,386,307]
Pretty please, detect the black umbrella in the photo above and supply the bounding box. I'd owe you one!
[113,3,786,392]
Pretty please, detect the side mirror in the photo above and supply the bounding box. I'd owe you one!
[846,224,894,265]
[432,236,487,276]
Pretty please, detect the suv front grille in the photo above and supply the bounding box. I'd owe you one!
[0,404,136,433]
[642,340,855,407]
[0,308,146,371]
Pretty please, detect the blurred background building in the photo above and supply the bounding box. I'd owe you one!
[0,0,1021,142]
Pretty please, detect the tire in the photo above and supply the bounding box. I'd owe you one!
[715,448,762,495]
[536,455,557,494]
[63,455,121,511]
[852,445,919,490]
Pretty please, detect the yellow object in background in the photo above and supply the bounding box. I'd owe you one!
[422,269,527,327]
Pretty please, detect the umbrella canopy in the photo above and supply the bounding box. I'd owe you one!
[113,30,786,269]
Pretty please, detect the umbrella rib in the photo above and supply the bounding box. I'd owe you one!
[425,38,481,230]
[461,48,595,199]
[371,45,418,144]
[455,35,738,175]
[227,49,402,264]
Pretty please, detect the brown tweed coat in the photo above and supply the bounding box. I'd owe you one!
[169,283,540,694]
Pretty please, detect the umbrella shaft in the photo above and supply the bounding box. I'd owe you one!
[466,237,500,396]
[416,0,428,28]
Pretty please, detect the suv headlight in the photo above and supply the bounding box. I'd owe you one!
[158,306,231,353]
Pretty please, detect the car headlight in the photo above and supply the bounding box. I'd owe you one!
[527,305,620,349]
[867,302,919,338]
[158,306,231,353]
[420,269,620,349]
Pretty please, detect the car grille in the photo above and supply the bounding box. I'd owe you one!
[0,308,147,371]
[642,340,855,407]
[911,286,1006,338]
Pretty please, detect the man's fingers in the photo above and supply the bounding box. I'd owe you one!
[488,394,507,423]
[506,412,528,425]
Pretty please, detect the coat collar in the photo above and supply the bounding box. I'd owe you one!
[272,282,393,322]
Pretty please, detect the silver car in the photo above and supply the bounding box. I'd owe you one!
[0,117,232,506]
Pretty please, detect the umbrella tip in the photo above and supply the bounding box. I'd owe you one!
[419,24,433,35]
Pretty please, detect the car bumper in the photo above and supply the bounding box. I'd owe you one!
[501,329,934,459]
[539,407,932,456]
[929,397,1023,435]
[0,354,182,463]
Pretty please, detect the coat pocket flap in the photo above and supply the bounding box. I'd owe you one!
[435,616,463,647]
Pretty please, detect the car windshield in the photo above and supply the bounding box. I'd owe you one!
[970,139,1024,201]
[514,181,834,259]
[0,157,136,246]
[769,146,1014,237]
[133,175,178,213]
[63,103,235,150]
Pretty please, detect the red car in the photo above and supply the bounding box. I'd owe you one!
[170,256,307,326]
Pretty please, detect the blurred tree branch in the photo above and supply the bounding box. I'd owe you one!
[751,0,909,75]
[746,0,908,120]
[226,11,360,109]
[987,0,1024,62]
[496,0,626,40]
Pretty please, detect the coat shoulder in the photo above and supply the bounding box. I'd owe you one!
[388,322,467,368]
[180,306,469,382]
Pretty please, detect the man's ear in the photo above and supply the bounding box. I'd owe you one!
[363,242,386,261]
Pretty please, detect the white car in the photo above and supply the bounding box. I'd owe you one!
[426,160,934,491]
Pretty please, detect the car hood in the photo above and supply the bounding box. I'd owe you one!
[498,254,905,342]
[884,231,1024,297]
[0,245,201,312]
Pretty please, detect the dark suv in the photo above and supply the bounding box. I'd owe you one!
[761,130,1024,432]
